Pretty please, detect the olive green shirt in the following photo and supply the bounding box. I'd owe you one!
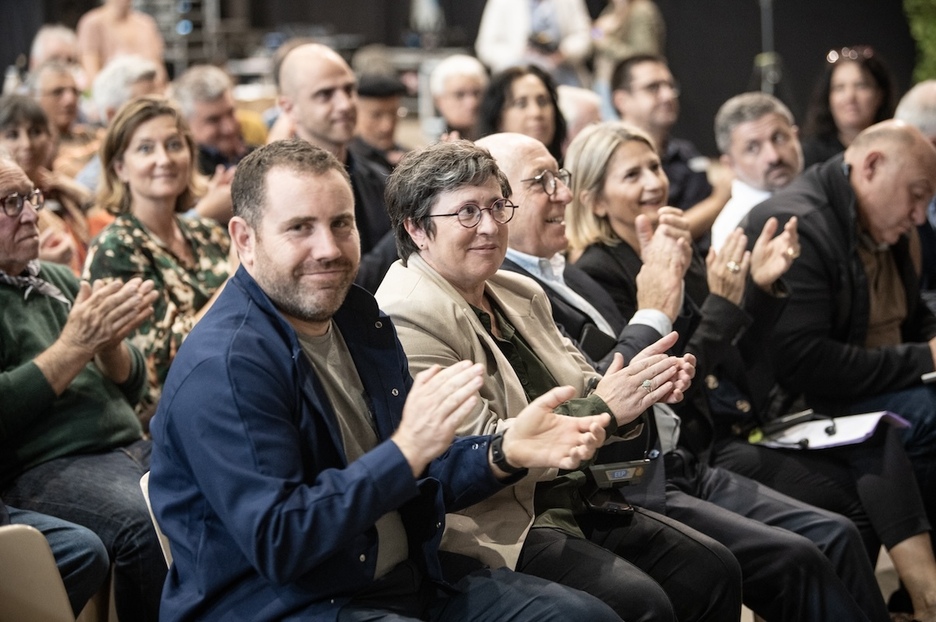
[471,302,613,538]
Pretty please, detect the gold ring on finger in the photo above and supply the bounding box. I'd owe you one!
[726,261,741,273]
[785,247,800,259]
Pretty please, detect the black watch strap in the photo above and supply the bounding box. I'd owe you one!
[491,432,524,475]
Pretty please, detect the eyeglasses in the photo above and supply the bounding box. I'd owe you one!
[1,188,44,218]
[826,46,874,64]
[521,169,572,197]
[427,198,518,228]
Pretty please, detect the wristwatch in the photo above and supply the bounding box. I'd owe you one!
[491,432,525,475]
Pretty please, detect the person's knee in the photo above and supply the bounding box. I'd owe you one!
[75,530,110,581]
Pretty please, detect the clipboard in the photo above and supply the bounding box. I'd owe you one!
[752,411,909,450]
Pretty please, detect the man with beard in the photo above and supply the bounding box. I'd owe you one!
[710,92,804,251]
[147,139,621,621]
[277,43,396,292]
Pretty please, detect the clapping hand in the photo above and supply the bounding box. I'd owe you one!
[498,385,610,472]
[749,216,799,291]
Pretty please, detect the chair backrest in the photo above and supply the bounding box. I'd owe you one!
[0,523,76,622]
[140,472,173,566]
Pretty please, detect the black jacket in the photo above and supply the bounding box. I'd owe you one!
[742,154,936,415]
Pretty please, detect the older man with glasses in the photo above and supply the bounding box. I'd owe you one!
[0,155,167,621]
[484,132,687,373]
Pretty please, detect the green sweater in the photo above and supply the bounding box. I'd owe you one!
[0,262,145,487]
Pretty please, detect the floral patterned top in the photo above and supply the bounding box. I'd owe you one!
[84,213,231,429]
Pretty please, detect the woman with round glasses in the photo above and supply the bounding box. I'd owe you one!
[375,140,742,621]
[477,65,567,164]
[801,45,897,168]
[84,96,232,430]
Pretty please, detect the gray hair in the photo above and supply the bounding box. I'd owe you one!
[385,139,510,264]
[26,60,75,96]
[429,54,488,98]
[714,92,795,154]
[171,65,233,119]
[29,25,77,69]
[92,55,160,120]
[231,139,350,231]
[895,80,936,141]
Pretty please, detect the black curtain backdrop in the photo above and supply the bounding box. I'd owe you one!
[655,0,915,155]
[1,0,915,158]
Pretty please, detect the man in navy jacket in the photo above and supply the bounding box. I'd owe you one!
[149,139,616,621]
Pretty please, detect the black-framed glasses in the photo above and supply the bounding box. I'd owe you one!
[521,169,572,197]
[1,188,44,218]
[427,198,518,228]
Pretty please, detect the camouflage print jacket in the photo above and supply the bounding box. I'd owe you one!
[84,213,231,430]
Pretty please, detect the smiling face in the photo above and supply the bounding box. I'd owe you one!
[499,74,556,148]
[238,166,360,335]
[188,90,244,160]
[0,121,53,178]
[723,112,803,192]
[114,114,192,211]
[0,160,41,274]
[279,45,357,157]
[506,139,571,258]
[408,178,508,303]
[829,62,882,138]
[593,139,669,242]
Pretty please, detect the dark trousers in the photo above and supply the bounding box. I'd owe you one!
[338,561,621,622]
[517,512,742,622]
[711,425,930,563]
[665,452,890,622]
[2,439,166,622]
[848,384,936,557]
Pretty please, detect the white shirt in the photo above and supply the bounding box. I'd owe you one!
[710,179,772,252]
[504,247,672,338]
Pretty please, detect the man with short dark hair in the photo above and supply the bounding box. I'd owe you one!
[149,139,618,622]
[611,55,731,245]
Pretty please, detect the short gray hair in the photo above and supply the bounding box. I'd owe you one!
[92,55,160,120]
[26,60,74,95]
[171,65,233,119]
[29,25,77,69]
[895,80,936,141]
[385,140,510,264]
[714,92,795,154]
[429,54,488,98]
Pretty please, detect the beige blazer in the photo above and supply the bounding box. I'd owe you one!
[375,254,600,569]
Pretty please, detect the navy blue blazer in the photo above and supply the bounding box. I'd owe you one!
[150,267,509,621]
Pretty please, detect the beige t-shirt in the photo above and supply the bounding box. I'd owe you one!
[299,322,408,579]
